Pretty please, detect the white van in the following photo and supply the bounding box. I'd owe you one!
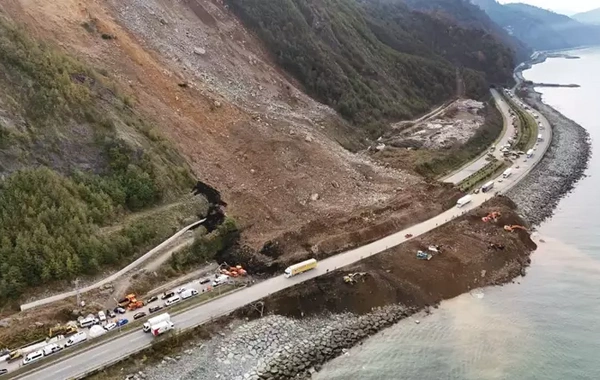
[164,295,180,306]
[65,331,87,347]
[22,350,44,365]
[79,316,99,328]
[42,343,62,356]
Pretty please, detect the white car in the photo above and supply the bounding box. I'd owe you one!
[176,287,187,294]
[103,322,117,331]
[98,310,106,322]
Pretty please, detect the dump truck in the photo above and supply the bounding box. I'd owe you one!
[151,321,174,337]
[456,195,472,208]
[143,313,171,333]
[117,293,137,308]
[284,258,317,278]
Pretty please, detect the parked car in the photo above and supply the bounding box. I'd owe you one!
[199,278,210,285]
[161,291,175,300]
[149,305,163,314]
[107,309,116,318]
[146,296,158,304]
[114,307,126,314]
[104,322,117,331]
[176,287,187,294]
[133,312,147,320]
[116,319,129,327]
[0,369,8,375]
[98,310,106,322]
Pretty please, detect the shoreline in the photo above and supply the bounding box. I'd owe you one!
[89,198,535,380]
[507,55,592,226]
[82,54,591,380]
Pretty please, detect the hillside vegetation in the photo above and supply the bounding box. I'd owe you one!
[0,15,198,301]
[226,0,515,136]
[473,0,600,51]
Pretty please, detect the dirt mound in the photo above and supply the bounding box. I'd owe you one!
[254,196,535,317]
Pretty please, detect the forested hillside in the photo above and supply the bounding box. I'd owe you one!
[225,0,515,135]
[400,0,531,62]
[473,0,600,51]
[0,15,197,300]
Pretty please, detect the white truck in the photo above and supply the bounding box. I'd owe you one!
[180,288,198,300]
[526,149,534,158]
[537,134,543,142]
[456,195,472,208]
[143,313,171,333]
[502,168,513,178]
[151,321,174,337]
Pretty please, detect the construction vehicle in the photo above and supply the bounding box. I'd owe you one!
[482,211,501,223]
[127,299,144,311]
[416,251,432,260]
[343,272,366,285]
[48,324,77,338]
[504,225,527,232]
[220,265,247,278]
[117,293,137,308]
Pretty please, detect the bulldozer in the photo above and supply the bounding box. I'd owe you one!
[48,324,77,338]
[504,224,527,232]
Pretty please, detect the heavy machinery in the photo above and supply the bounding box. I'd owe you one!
[220,265,247,278]
[127,299,144,311]
[416,251,432,260]
[48,324,77,338]
[482,211,501,223]
[117,293,137,308]
[343,272,366,285]
[504,225,527,232]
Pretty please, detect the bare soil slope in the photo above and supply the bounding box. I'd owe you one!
[0,0,439,252]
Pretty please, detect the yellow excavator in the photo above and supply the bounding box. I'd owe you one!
[504,224,527,232]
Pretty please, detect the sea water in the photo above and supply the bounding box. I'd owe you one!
[315,47,600,380]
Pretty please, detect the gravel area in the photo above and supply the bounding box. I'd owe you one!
[507,86,591,226]
[123,305,419,380]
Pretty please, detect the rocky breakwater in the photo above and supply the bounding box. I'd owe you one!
[237,306,417,380]
[507,86,591,225]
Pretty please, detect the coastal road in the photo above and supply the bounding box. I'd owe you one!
[444,89,516,184]
[11,92,552,380]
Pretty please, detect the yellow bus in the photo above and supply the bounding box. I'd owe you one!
[284,258,317,278]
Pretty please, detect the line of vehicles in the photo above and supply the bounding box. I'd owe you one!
[0,274,237,373]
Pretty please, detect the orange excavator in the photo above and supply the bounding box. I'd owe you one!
[504,224,527,232]
[118,293,144,310]
[482,211,501,223]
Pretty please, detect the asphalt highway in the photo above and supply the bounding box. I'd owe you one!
[10,90,552,380]
[444,89,516,184]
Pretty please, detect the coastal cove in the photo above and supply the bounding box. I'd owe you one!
[316,47,600,380]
